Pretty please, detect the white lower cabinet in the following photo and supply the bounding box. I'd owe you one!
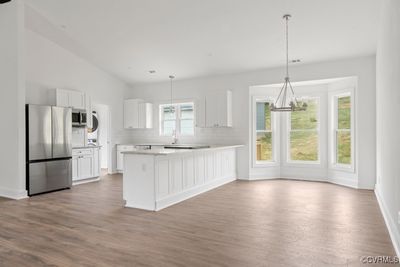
[79,155,93,179]
[93,147,100,177]
[72,157,79,180]
[72,147,101,182]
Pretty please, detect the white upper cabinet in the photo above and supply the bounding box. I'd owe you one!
[69,91,86,110]
[138,102,153,129]
[124,99,141,129]
[55,89,86,110]
[55,89,70,107]
[124,99,153,129]
[200,90,232,128]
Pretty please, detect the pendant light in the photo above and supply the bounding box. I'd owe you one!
[169,75,175,111]
[169,75,177,141]
[270,14,307,112]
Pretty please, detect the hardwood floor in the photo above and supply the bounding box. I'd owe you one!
[0,174,396,267]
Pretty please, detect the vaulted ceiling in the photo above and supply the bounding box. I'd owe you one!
[26,0,381,84]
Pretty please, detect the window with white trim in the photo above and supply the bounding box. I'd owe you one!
[255,100,274,162]
[334,94,352,165]
[159,102,194,136]
[288,97,320,162]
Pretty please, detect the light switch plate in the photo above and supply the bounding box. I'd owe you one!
[398,211,400,224]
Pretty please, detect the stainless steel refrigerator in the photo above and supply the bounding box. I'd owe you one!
[26,105,72,196]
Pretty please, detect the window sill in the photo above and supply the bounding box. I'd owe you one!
[330,164,355,173]
[283,161,323,168]
[253,161,280,168]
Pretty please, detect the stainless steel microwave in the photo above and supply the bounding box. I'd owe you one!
[72,109,87,127]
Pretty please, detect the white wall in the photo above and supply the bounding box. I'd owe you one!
[25,29,132,173]
[0,0,26,199]
[127,56,376,187]
[375,0,400,256]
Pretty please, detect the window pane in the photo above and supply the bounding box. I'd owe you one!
[291,99,318,130]
[290,131,318,161]
[180,119,194,135]
[163,105,176,120]
[163,120,176,135]
[337,131,351,164]
[256,102,271,131]
[256,132,272,161]
[180,104,194,119]
[338,96,351,129]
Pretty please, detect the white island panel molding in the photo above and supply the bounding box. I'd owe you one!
[123,146,241,211]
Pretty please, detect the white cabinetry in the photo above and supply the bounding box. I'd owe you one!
[197,90,232,128]
[93,147,100,177]
[79,155,93,179]
[52,89,92,127]
[124,99,153,129]
[138,102,153,128]
[72,147,101,182]
[55,89,86,110]
[124,147,238,211]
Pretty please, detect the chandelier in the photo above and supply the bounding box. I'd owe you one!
[270,14,307,112]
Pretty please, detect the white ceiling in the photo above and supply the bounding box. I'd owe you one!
[25,0,381,85]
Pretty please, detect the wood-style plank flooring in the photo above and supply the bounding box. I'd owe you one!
[0,174,396,267]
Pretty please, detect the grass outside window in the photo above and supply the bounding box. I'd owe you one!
[289,98,319,162]
[336,95,351,165]
[256,101,273,162]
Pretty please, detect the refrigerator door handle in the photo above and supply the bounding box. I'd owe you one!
[52,107,72,158]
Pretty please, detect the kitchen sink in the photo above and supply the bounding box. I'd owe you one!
[163,145,210,149]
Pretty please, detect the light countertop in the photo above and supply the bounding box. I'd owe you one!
[121,145,243,156]
[73,145,102,149]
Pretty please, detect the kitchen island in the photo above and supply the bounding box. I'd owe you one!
[122,145,242,211]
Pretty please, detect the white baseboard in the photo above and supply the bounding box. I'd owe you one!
[0,187,28,200]
[125,201,155,211]
[280,176,327,183]
[375,185,400,257]
[155,176,236,211]
[247,175,358,189]
[329,176,358,189]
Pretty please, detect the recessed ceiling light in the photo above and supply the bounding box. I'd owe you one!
[149,70,156,74]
